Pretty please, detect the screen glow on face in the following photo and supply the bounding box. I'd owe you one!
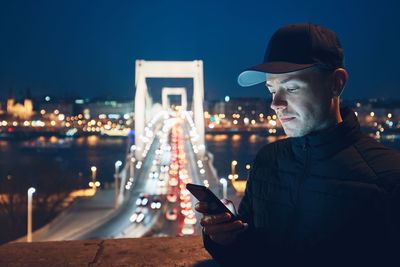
[266,69,334,137]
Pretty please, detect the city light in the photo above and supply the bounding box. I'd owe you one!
[269,120,277,126]
[115,160,122,168]
[2,92,400,246]
[28,187,36,195]
[27,187,36,243]
[58,114,65,121]
[220,178,227,199]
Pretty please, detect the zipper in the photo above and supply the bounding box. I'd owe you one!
[298,139,310,202]
[287,139,310,250]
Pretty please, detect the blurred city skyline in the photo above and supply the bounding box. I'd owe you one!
[1,0,400,100]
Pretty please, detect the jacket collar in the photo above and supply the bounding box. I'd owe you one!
[290,107,363,160]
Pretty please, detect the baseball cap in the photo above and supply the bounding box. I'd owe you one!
[237,23,344,87]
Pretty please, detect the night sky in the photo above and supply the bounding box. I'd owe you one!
[1,0,400,101]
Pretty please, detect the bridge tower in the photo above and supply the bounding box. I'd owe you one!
[134,60,205,160]
[161,87,188,111]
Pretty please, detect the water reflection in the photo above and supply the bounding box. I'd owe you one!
[75,137,85,146]
[206,133,278,179]
[87,135,99,147]
[0,136,128,185]
[205,134,229,142]
[249,134,257,143]
[0,141,9,148]
[49,136,58,143]
[231,134,241,142]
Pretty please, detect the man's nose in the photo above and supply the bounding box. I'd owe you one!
[270,91,287,111]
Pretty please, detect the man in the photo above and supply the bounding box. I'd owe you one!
[195,23,400,266]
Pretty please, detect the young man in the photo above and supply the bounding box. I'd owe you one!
[195,23,400,266]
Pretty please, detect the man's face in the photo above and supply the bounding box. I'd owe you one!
[266,68,334,137]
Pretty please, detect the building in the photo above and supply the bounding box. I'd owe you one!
[6,90,34,120]
[211,97,272,120]
[85,100,134,119]
[37,101,74,117]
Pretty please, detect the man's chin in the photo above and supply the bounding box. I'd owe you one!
[282,127,305,138]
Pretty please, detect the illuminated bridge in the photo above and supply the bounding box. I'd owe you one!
[24,60,233,241]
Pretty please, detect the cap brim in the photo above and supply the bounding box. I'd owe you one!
[237,62,316,87]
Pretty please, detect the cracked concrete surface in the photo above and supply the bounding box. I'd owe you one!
[0,236,214,267]
[88,240,105,267]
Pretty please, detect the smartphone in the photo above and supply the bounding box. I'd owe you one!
[186,183,237,219]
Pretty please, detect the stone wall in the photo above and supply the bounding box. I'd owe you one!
[0,236,219,267]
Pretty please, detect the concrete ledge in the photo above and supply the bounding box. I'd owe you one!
[0,236,216,267]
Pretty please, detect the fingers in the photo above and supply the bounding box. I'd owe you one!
[200,212,232,226]
[194,201,208,213]
[203,220,246,236]
[204,221,249,245]
[195,200,248,246]
[208,225,248,245]
[209,232,237,245]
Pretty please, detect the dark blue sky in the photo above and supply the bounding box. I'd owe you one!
[1,0,399,101]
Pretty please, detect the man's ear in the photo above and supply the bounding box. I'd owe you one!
[332,68,348,97]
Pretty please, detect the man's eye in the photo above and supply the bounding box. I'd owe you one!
[287,88,298,92]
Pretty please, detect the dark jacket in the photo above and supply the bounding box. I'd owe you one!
[204,108,400,266]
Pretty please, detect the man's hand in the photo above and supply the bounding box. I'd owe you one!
[195,201,248,245]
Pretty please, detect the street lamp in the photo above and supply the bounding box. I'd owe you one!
[130,145,136,182]
[114,160,122,208]
[220,178,227,199]
[130,145,136,154]
[231,160,238,180]
[245,164,251,179]
[27,187,36,243]
[231,160,237,174]
[91,166,97,192]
